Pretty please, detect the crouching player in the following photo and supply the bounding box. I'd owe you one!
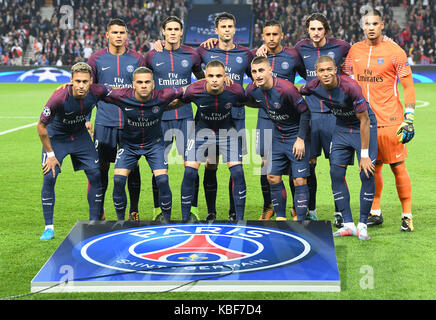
[37,62,106,240]
[300,56,377,240]
[245,56,311,221]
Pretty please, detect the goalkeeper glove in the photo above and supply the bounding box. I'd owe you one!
[396,112,415,144]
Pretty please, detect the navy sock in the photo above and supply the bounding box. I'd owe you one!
[294,184,309,221]
[181,167,198,221]
[41,166,60,225]
[229,177,235,213]
[307,162,317,211]
[85,168,102,221]
[99,166,109,212]
[360,170,375,224]
[155,174,172,220]
[203,167,217,214]
[192,173,199,208]
[289,174,295,206]
[270,181,287,218]
[229,165,246,220]
[152,174,159,210]
[260,175,271,208]
[330,164,352,223]
[127,165,141,213]
[113,174,127,220]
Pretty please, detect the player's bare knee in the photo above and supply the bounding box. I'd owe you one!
[293,177,307,186]
[267,174,281,185]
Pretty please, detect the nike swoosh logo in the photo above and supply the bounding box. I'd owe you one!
[102,66,111,71]
[199,105,208,108]
[354,59,360,62]
[211,55,220,58]
[125,108,134,111]
[42,197,52,201]
[396,154,402,158]
[256,99,262,103]
[333,192,341,196]
[161,201,171,206]
[181,196,191,199]
[303,55,310,58]
[364,192,374,196]
[65,111,74,115]
[156,62,165,66]
[238,190,246,195]
[298,168,307,173]
[94,159,99,163]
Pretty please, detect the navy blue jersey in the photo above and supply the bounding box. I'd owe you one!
[40,84,110,137]
[294,37,350,113]
[197,44,254,120]
[245,78,309,141]
[87,48,146,128]
[300,75,377,132]
[252,47,306,119]
[146,45,203,121]
[103,87,183,149]
[181,80,246,132]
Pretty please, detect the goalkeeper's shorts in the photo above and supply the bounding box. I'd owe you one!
[376,125,408,164]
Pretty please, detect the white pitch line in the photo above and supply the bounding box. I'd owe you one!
[0,122,38,136]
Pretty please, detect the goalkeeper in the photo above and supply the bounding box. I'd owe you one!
[341,9,416,232]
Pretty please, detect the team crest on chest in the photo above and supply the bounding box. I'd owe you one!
[126,65,134,73]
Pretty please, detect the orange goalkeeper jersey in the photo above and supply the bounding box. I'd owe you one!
[342,38,412,127]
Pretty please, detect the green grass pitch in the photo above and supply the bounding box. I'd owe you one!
[0,82,435,300]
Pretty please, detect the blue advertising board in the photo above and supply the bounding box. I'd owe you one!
[31,220,341,292]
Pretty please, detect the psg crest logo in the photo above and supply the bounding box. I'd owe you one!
[75,224,312,276]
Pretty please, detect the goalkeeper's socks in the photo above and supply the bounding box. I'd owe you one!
[181,166,198,221]
[127,165,141,214]
[155,174,172,220]
[260,175,272,208]
[270,181,287,219]
[330,164,353,223]
[294,184,309,221]
[113,174,127,220]
[371,163,383,212]
[85,168,102,221]
[41,166,60,226]
[203,167,218,214]
[390,162,412,214]
[229,164,246,220]
[359,169,375,224]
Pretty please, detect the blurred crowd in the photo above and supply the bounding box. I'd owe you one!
[0,0,434,66]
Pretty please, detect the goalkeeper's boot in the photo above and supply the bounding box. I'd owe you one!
[40,228,54,241]
[259,204,274,220]
[333,223,357,238]
[129,211,140,221]
[367,210,383,227]
[334,212,344,228]
[357,223,371,241]
[401,216,414,232]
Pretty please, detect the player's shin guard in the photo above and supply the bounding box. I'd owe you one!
[155,174,172,220]
[152,174,160,210]
[41,166,60,226]
[203,167,217,214]
[192,173,199,208]
[270,181,287,219]
[229,165,246,220]
[360,170,375,224]
[260,175,272,208]
[294,184,309,221]
[307,162,317,211]
[127,165,141,214]
[113,174,127,220]
[391,162,412,214]
[228,177,236,214]
[181,167,198,221]
[330,164,353,223]
[86,168,102,221]
[100,165,109,210]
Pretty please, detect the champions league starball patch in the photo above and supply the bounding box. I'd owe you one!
[31,221,340,292]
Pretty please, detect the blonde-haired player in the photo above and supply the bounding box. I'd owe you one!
[342,9,416,231]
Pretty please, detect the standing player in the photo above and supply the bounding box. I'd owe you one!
[254,20,306,221]
[342,9,416,231]
[37,62,105,240]
[178,60,247,222]
[300,56,377,240]
[196,12,254,221]
[294,13,350,225]
[102,67,184,221]
[87,18,146,221]
[146,16,204,221]
[246,57,311,221]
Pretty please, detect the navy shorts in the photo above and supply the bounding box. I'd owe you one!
[185,130,243,164]
[115,143,168,171]
[309,112,336,159]
[42,131,99,171]
[161,118,194,156]
[94,124,122,163]
[266,137,310,177]
[329,125,378,166]
[255,116,274,157]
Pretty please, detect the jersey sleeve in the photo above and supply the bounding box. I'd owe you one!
[343,77,368,114]
[391,47,412,78]
[102,88,131,106]
[287,83,308,113]
[341,49,354,76]
[39,89,67,124]
[299,78,318,96]
[87,54,98,82]
[159,87,185,103]
[145,50,155,70]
